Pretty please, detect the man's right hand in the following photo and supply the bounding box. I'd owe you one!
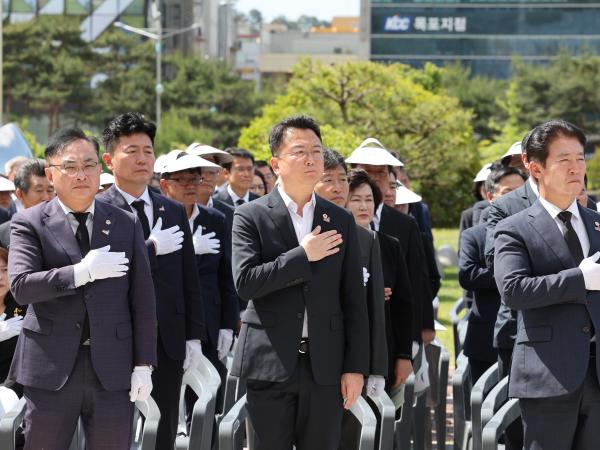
[75,245,129,285]
[300,225,343,262]
[580,251,600,290]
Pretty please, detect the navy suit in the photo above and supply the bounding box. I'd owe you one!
[97,185,205,449]
[494,200,600,449]
[459,224,500,381]
[8,198,156,449]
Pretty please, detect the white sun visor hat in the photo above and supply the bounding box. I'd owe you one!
[162,153,220,175]
[186,143,233,165]
[0,177,15,192]
[502,141,522,159]
[395,183,422,205]
[473,163,492,183]
[154,149,185,173]
[99,172,115,186]
[345,138,404,167]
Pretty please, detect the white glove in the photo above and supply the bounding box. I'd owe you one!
[366,375,386,397]
[74,245,129,286]
[183,339,203,371]
[192,229,220,255]
[217,329,234,361]
[579,251,600,290]
[363,267,370,287]
[129,366,153,402]
[0,316,23,342]
[149,218,184,256]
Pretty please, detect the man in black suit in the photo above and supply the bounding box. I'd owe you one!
[212,147,259,208]
[231,116,369,449]
[0,159,54,249]
[494,120,600,449]
[459,164,525,382]
[98,113,207,450]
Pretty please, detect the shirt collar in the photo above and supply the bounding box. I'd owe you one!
[278,186,316,215]
[528,176,539,197]
[227,184,249,204]
[189,203,200,222]
[539,196,580,222]
[57,197,95,217]
[207,197,214,208]
[375,202,384,221]
[115,185,151,207]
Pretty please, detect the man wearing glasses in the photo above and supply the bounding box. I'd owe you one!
[231,115,369,449]
[98,113,206,450]
[213,147,260,208]
[7,127,157,449]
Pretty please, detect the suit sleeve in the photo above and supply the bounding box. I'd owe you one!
[232,208,312,300]
[179,205,207,342]
[218,214,240,330]
[129,215,158,366]
[391,242,414,360]
[9,213,77,304]
[459,229,496,291]
[494,221,587,310]
[340,215,370,375]
[485,201,509,270]
[411,223,435,331]
[367,233,388,377]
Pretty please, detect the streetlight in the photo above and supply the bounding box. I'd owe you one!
[1,0,4,126]
[113,0,200,128]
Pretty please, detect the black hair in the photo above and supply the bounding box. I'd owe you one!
[348,168,383,207]
[323,149,347,173]
[253,169,267,194]
[255,160,275,174]
[102,112,157,154]
[484,162,526,195]
[45,127,99,161]
[268,115,322,157]
[472,181,485,202]
[14,159,47,193]
[222,147,255,171]
[523,119,586,166]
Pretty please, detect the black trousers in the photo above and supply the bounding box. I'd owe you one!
[520,360,600,450]
[23,347,133,450]
[151,339,184,450]
[469,358,495,384]
[246,352,344,450]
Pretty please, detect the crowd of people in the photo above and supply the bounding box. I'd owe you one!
[0,112,597,450]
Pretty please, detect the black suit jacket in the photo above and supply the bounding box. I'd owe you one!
[379,204,434,341]
[191,204,239,346]
[377,232,413,365]
[97,186,206,360]
[0,220,10,249]
[213,189,260,208]
[356,226,388,377]
[212,198,234,230]
[230,188,369,384]
[484,180,537,350]
[459,224,500,362]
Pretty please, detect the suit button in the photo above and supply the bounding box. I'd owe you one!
[303,286,309,292]
[583,326,591,333]
[75,322,81,329]
[297,313,303,319]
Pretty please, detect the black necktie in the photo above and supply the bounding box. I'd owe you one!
[235,199,245,207]
[71,212,91,343]
[131,200,150,239]
[557,211,584,265]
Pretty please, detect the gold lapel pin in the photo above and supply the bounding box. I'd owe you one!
[595,221,600,231]
[323,213,330,223]
[102,229,110,235]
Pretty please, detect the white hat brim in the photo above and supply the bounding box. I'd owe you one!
[162,154,220,174]
[395,184,422,204]
[186,143,233,164]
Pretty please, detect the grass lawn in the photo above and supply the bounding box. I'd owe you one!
[432,228,462,365]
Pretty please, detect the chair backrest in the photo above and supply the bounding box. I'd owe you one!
[434,348,450,450]
[0,388,18,419]
[450,298,470,361]
[480,376,509,431]
[395,373,416,449]
[132,396,161,450]
[367,391,395,450]
[452,352,472,450]
[471,363,500,450]
[348,396,378,450]
[481,399,521,450]
[219,394,250,450]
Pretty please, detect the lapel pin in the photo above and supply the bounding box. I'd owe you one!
[102,229,110,235]
[159,206,165,212]
[323,213,330,223]
[595,221,600,231]
[105,219,111,225]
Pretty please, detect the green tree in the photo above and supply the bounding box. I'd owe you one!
[238,59,478,226]
[154,108,215,155]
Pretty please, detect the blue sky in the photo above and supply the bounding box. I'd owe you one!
[235,0,360,21]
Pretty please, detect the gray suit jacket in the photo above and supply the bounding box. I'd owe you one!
[7,198,157,391]
[494,200,600,398]
[230,188,369,385]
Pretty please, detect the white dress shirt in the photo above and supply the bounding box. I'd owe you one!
[278,186,316,338]
[188,203,200,233]
[115,185,154,227]
[372,203,384,232]
[529,176,539,198]
[227,184,250,205]
[538,197,590,258]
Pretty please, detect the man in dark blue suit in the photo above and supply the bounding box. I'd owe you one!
[212,147,260,208]
[8,128,157,449]
[98,113,207,450]
[494,120,600,449]
[459,164,525,382]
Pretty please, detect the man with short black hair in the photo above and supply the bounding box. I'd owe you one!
[8,127,156,449]
[232,115,369,449]
[0,159,54,248]
[213,147,259,207]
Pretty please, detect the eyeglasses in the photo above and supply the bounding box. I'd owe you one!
[168,177,204,186]
[279,149,324,161]
[49,161,99,177]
